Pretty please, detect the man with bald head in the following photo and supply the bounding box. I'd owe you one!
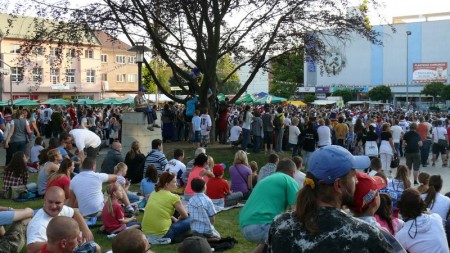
[100,140,123,174]
[38,216,80,253]
[27,186,99,253]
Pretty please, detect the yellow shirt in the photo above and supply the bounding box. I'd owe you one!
[335,123,349,140]
[142,190,180,236]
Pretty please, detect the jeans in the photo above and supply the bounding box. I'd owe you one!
[6,141,27,166]
[253,136,261,153]
[163,217,192,240]
[394,143,400,156]
[291,143,299,157]
[302,150,313,170]
[211,192,244,207]
[135,108,154,125]
[240,223,271,244]
[275,128,284,152]
[241,128,250,151]
[420,140,431,166]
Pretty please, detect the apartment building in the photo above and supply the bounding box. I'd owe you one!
[0,14,139,102]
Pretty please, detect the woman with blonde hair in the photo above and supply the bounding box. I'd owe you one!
[124,141,146,183]
[229,150,253,199]
[380,164,411,217]
[37,149,62,196]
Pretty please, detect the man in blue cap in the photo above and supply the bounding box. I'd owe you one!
[268,145,394,253]
[134,87,154,131]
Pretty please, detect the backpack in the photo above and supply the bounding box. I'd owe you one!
[273,114,282,130]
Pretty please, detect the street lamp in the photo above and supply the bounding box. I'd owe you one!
[0,59,14,106]
[128,42,151,91]
[406,31,412,107]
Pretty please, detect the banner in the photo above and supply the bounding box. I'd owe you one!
[412,62,448,83]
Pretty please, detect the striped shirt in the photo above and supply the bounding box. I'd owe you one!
[144,149,168,176]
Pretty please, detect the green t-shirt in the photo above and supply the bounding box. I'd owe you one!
[239,172,299,227]
[142,189,180,236]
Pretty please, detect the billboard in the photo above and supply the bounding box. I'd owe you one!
[412,62,448,83]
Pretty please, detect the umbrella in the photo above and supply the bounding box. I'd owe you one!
[76,98,96,105]
[235,94,256,105]
[13,99,39,106]
[95,98,123,105]
[284,100,306,107]
[217,93,226,102]
[41,98,71,105]
[0,101,8,106]
[119,98,134,104]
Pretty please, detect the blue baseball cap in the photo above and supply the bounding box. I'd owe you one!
[138,87,146,92]
[308,145,370,184]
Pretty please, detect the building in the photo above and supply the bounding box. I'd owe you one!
[303,13,450,105]
[0,14,140,102]
[237,57,269,95]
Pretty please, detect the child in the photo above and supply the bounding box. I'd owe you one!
[229,120,242,148]
[288,117,301,157]
[102,183,140,234]
[199,108,212,148]
[188,178,221,239]
[375,193,404,236]
[29,136,45,173]
[249,161,258,189]
[140,165,158,199]
[417,172,430,193]
[206,164,243,207]
[113,162,139,211]
[292,156,305,188]
[346,126,356,154]
[368,157,383,177]
[192,110,201,148]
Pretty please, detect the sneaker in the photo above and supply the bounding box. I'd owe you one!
[147,126,154,131]
[153,124,161,128]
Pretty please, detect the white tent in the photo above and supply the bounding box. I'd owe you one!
[125,94,173,102]
[311,100,337,105]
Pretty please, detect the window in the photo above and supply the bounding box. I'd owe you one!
[50,68,60,84]
[85,50,94,59]
[50,47,61,57]
[9,44,21,54]
[101,73,107,81]
[117,74,126,82]
[101,54,108,63]
[32,67,43,83]
[11,67,23,82]
[67,48,77,58]
[32,47,44,56]
[128,74,137,82]
[128,56,136,64]
[116,55,126,64]
[66,69,75,83]
[86,70,95,83]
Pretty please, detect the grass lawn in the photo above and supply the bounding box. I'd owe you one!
[0,142,295,252]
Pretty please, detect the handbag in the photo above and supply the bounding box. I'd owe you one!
[10,185,28,199]
[390,154,399,168]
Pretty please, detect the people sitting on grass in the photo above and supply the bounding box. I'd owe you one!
[165,149,186,188]
[140,165,158,200]
[113,162,139,204]
[183,148,208,185]
[38,216,83,253]
[184,153,214,201]
[2,151,31,197]
[143,139,168,176]
[112,228,153,253]
[417,172,430,193]
[229,150,253,200]
[249,161,259,188]
[69,157,118,218]
[37,149,62,196]
[187,178,221,240]
[101,183,140,234]
[257,153,279,182]
[46,158,75,204]
[124,141,146,184]
[26,186,99,253]
[229,119,242,148]
[0,205,33,252]
[29,136,44,169]
[206,164,243,207]
[100,141,124,174]
[142,172,191,243]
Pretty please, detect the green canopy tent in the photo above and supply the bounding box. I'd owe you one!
[13,99,39,106]
[235,94,256,105]
[41,98,71,105]
[217,93,226,102]
[253,95,287,105]
[119,98,134,104]
[95,98,123,105]
[0,101,8,106]
[75,98,96,105]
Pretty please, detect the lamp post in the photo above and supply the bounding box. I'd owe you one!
[128,42,151,91]
[406,31,411,107]
[0,59,13,106]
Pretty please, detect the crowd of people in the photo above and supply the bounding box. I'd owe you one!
[1,96,450,253]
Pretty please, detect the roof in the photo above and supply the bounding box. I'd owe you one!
[95,31,132,51]
[0,13,102,46]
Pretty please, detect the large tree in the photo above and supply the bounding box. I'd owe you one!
[422,82,445,105]
[7,0,383,109]
[368,85,391,102]
[332,89,354,103]
[269,51,303,99]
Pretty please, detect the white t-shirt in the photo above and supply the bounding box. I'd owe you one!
[229,126,242,142]
[242,112,253,130]
[284,117,291,127]
[395,213,448,253]
[398,120,410,132]
[288,125,301,144]
[26,205,74,245]
[69,128,101,150]
[317,126,331,146]
[421,192,450,222]
[432,127,447,143]
[70,170,109,216]
[294,170,305,188]
[200,114,212,135]
[390,125,403,143]
[165,158,186,176]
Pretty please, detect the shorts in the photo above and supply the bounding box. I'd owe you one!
[240,224,271,244]
[0,211,14,226]
[264,131,273,144]
[192,131,201,143]
[201,134,210,144]
[432,143,447,155]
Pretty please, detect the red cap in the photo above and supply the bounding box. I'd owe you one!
[351,172,387,213]
[213,164,224,176]
[377,117,382,123]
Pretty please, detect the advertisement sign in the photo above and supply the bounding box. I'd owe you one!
[315,87,330,93]
[297,87,315,93]
[330,85,369,93]
[412,62,448,83]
